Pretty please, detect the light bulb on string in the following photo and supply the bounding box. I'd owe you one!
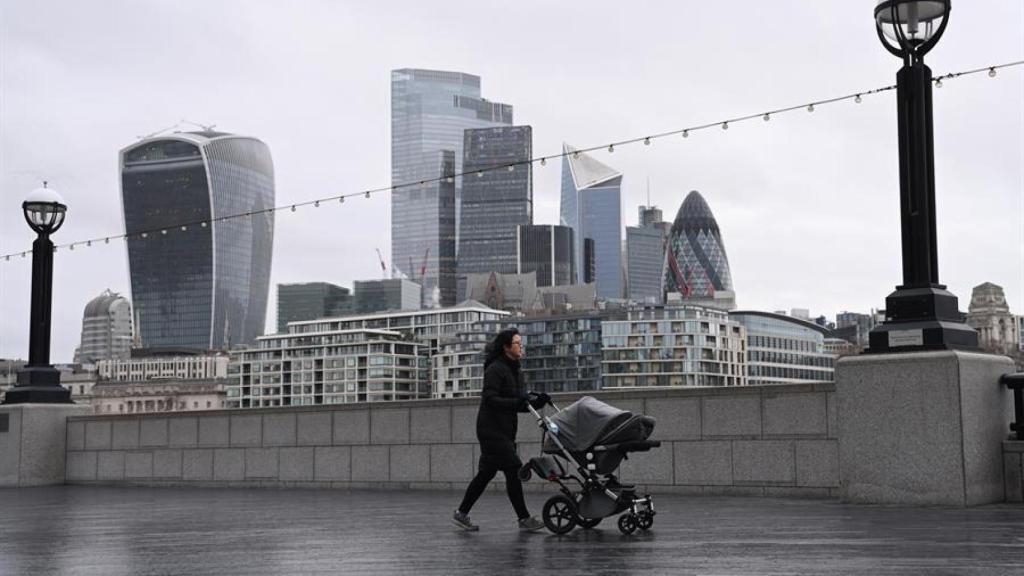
[721,122,728,130]
[935,78,943,88]
[69,244,74,251]
[476,171,483,178]
[540,158,546,166]
[161,229,167,235]
[314,200,320,208]
[365,191,371,198]
[989,67,997,77]
[507,165,514,172]
[572,151,579,159]
[682,130,689,138]
[607,144,614,153]
[339,196,345,203]
[763,113,770,121]
[141,232,148,238]
[290,205,296,212]
[643,137,651,146]
[181,226,187,231]
[86,240,92,247]
[201,222,207,228]
[807,104,815,112]
[104,238,110,244]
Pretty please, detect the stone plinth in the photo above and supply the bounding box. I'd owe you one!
[0,403,93,487]
[836,351,1014,506]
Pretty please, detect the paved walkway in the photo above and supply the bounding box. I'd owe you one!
[1,487,1023,575]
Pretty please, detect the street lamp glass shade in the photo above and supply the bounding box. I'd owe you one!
[22,186,67,235]
[875,0,948,51]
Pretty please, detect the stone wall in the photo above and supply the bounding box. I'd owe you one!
[65,383,839,498]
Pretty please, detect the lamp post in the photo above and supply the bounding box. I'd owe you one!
[867,0,979,352]
[4,183,72,404]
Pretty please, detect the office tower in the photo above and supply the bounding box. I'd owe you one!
[583,238,596,284]
[74,290,132,364]
[560,144,622,298]
[458,126,533,276]
[626,205,670,303]
[276,282,352,332]
[663,190,736,310]
[516,224,575,287]
[353,278,421,314]
[391,69,513,307]
[120,131,275,350]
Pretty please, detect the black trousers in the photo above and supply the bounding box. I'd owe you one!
[458,461,529,520]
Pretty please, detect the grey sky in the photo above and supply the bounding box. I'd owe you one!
[1,0,1021,362]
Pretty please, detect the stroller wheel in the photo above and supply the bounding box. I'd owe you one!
[542,494,578,535]
[576,515,602,529]
[617,514,638,535]
[636,511,654,531]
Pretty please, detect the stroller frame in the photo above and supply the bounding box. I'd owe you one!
[524,396,658,535]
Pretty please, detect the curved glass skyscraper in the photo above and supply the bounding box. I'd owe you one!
[663,190,736,310]
[120,131,275,350]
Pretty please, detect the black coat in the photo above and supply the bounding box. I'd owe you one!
[476,355,528,470]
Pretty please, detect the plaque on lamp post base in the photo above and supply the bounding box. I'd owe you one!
[867,285,979,353]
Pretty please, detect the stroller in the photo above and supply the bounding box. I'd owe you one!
[520,394,661,535]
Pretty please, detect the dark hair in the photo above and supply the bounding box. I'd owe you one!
[484,328,519,368]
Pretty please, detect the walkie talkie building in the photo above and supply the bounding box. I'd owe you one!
[120,131,275,351]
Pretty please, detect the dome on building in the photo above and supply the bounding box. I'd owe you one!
[663,191,735,308]
[84,290,129,318]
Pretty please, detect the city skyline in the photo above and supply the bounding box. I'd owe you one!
[1,1,1021,362]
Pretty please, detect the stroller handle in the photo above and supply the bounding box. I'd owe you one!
[527,391,560,412]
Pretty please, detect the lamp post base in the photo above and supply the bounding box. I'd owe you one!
[3,366,72,404]
[867,285,979,353]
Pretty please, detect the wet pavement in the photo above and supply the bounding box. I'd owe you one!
[1,487,1023,575]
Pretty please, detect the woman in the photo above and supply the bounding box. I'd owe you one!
[452,328,550,532]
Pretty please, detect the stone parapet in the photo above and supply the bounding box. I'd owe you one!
[64,383,838,497]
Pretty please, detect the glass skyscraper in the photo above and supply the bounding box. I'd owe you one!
[390,69,513,307]
[663,190,736,310]
[458,125,532,277]
[120,131,275,351]
[560,144,622,298]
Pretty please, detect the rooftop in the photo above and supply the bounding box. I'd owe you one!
[1,487,1021,575]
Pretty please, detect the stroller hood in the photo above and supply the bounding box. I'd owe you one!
[542,396,636,452]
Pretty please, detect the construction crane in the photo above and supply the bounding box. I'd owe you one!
[375,248,388,279]
[418,247,431,282]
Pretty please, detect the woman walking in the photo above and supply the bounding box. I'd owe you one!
[452,328,549,532]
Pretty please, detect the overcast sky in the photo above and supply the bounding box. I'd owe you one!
[1,1,1021,362]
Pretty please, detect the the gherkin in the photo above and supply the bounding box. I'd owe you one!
[663,191,736,310]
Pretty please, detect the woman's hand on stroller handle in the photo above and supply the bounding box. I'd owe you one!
[527,391,552,409]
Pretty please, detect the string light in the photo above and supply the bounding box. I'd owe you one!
[4,59,1021,264]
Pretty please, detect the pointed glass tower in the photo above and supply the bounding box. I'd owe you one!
[559,144,622,298]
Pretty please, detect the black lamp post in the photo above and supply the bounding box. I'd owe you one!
[4,183,72,404]
[867,0,979,352]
